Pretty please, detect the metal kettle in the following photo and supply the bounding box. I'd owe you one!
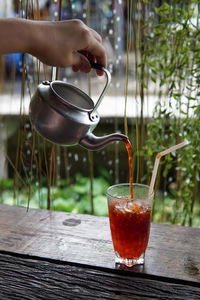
[29,61,127,150]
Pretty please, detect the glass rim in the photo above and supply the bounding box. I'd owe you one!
[106,183,154,199]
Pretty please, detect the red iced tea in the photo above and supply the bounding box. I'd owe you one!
[108,198,151,259]
[107,138,152,263]
[124,138,133,199]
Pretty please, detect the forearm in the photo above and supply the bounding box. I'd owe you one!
[0,18,106,73]
[0,18,38,54]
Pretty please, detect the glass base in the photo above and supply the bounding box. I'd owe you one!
[115,252,145,267]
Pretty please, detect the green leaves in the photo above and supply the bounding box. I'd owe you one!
[0,172,110,217]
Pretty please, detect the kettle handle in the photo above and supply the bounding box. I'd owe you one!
[89,60,111,115]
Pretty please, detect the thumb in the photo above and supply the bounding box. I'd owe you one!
[71,51,91,73]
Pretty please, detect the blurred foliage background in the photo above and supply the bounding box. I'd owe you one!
[0,0,200,227]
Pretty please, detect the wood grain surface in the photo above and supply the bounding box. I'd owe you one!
[0,204,200,299]
[0,252,200,300]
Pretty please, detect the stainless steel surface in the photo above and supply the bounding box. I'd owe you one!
[89,61,111,116]
[29,81,98,145]
[29,62,128,150]
[51,81,94,111]
[79,132,127,150]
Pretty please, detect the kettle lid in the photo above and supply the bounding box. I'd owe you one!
[51,81,94,112]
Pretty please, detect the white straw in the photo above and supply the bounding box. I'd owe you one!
[148,140,189,196]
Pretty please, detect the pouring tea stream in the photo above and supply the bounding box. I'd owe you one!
[29,61,128,150]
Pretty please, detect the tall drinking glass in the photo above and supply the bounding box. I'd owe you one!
[107,183,154,267]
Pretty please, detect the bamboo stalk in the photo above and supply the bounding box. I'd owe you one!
[135,0,140,183]
[124,0,133,137]
[88,151,94,215]
[5,153,27,189]
[86,0,94,215]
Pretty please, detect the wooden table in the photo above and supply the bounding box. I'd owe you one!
[0,204,200,299]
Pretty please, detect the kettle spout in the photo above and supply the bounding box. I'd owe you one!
[79,132,128,150]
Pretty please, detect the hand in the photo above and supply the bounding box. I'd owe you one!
[30,19,107,76]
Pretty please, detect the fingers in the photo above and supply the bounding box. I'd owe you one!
[72,34,107,76]
[89,27,102,44]
[72,66,79,72]
[85,31,107,69]
[71,51,91,73]
[61,20,107,75]
[85,42,107,76]
[72,51,105,76]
